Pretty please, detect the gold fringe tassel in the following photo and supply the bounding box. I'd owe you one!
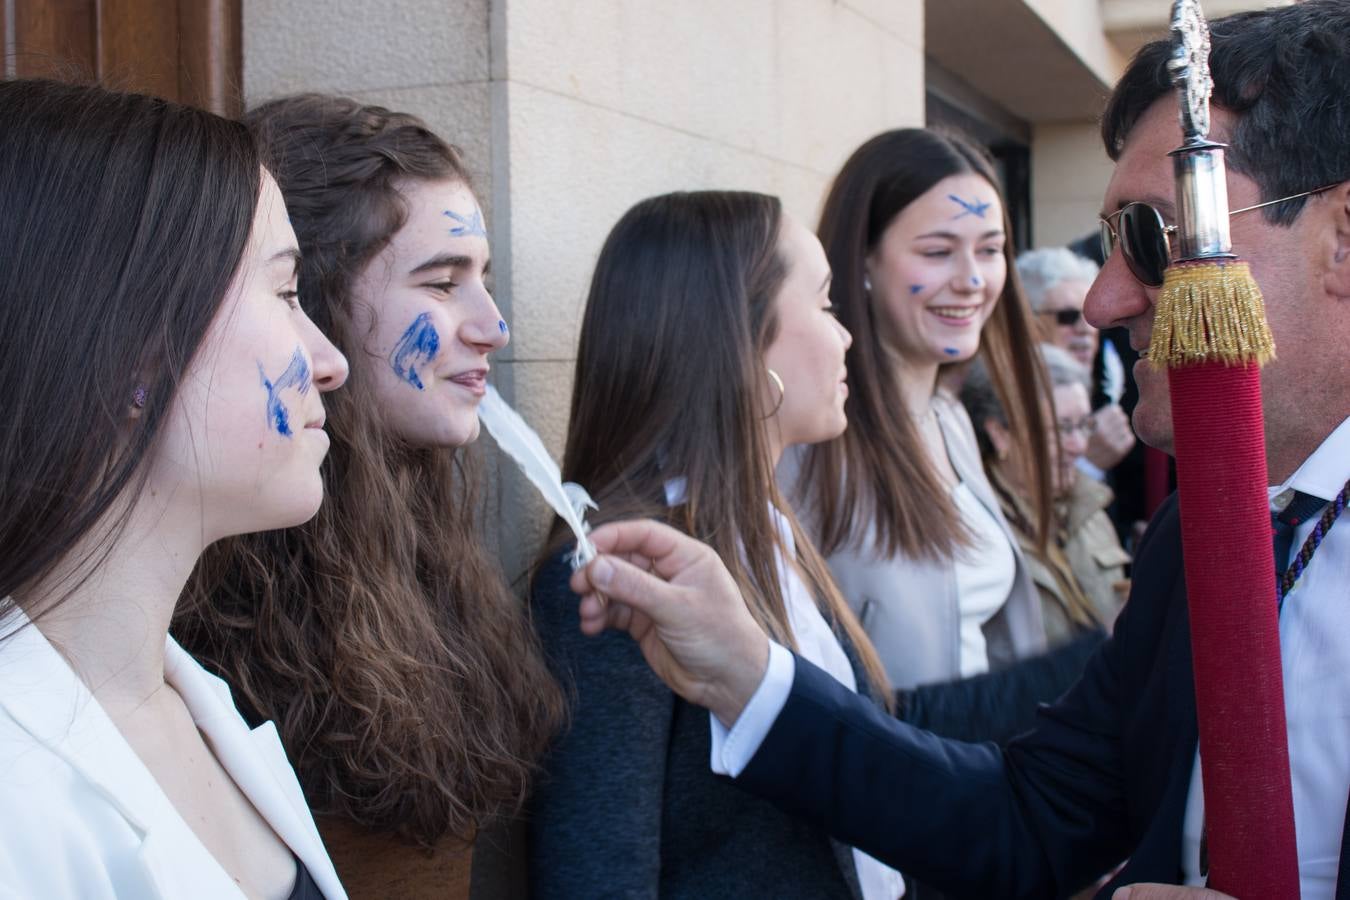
[1147,261,1276,368]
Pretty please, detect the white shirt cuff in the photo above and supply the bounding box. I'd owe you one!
[1076,456,1108,482]
[709,641,795,777]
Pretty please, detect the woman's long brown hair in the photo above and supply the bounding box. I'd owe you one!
[550,191,891,700]
[175,95,564,848]
[0,81,260,627]
[797,129,1053,560]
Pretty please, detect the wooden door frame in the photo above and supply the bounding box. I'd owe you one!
[2,0,241,116]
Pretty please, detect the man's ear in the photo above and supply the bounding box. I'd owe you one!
[1324,181,1350,299]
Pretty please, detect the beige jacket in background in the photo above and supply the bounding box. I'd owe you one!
[781,391,1047,691]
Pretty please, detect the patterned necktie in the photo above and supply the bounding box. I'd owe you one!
[1272,490,1329,587]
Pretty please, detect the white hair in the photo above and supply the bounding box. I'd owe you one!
[1016,247,1100,312]
[961,343,1088,430]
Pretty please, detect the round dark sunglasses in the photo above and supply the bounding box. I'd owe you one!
[1099,184,1338,288]
[1039,308,1084,327]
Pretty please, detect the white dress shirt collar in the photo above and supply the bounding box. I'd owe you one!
[1274,416,1350,502]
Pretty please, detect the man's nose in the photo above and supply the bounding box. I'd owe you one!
[1084,250,1151,331]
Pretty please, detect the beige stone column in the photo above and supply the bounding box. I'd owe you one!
[242,0,926,575]
[492,0,925,576]
[1031,121,1116,249]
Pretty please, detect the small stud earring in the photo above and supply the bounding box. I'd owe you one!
[862,274,873,293]
[132,384,148,409]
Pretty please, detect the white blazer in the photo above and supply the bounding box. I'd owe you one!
[0,607,347,900]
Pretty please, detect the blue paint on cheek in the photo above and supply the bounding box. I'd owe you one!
[943,347,961,356]
[971,276,981,286]
[909,284,924,295]
[498,319,508,334]
[389,313,441,390]
[258,347,312,438]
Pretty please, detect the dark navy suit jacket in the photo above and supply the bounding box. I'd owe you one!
[734,493,1349,899]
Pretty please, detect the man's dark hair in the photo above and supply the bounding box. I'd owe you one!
[1103,0,1350,225]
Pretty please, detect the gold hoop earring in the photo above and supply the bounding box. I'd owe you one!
[763,368,785,418]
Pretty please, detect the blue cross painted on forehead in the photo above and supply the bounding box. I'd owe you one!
[948,194,991,220]
[444,207,487,238]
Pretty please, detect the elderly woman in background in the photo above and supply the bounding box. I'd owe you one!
[961,344,1130,645]
[1016,247,1135,482]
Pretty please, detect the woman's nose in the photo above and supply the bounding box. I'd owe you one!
[305,318,349,392]
[461,285,509,353]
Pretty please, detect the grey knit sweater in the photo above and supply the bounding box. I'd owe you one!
[526,551,870,899]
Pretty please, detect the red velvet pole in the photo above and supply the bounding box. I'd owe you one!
[1168,361,1300,896]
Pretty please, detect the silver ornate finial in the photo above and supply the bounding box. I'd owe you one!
[1169,0,1213,141]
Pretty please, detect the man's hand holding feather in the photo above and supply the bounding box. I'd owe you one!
[569,520,769,728]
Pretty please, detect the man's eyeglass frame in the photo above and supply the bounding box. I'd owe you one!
[1099,184,1339,288]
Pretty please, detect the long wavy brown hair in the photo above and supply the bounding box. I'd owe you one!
[175,94,564,848]
[550,191,891,700]
[797,128,1053,561]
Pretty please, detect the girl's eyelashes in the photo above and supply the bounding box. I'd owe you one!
[425,280,460,294]
[824,302,840,317]
[279,288,301,311]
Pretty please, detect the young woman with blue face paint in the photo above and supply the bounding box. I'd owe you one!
[0,79,349,899]
[784,130,1097,753]
[177,95,564,899]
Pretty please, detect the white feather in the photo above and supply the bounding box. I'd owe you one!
[479,385,597,568]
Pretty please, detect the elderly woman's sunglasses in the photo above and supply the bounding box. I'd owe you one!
[1099,184,1338,288]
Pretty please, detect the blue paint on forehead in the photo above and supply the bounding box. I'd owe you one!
[948,194,991,219]
[444,207,487,239]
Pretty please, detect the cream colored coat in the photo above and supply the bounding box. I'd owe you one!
[1059,475,1131,632]
[0,606,347,900]
[782,392,1047,690]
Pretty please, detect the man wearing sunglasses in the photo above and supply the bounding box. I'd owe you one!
[562,3,1350,899]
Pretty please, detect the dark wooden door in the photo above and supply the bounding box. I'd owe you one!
[2,0,241,115]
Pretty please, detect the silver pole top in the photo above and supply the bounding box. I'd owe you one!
[1169,0,1214,147]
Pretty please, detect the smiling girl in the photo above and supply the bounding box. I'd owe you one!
[785,128,1055,712]
[175,96,563,898]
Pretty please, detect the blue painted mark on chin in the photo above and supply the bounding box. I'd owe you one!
[259,347,312,437]
[909,284,924,295]
[943,347,961,357]
[390,312,441,390]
